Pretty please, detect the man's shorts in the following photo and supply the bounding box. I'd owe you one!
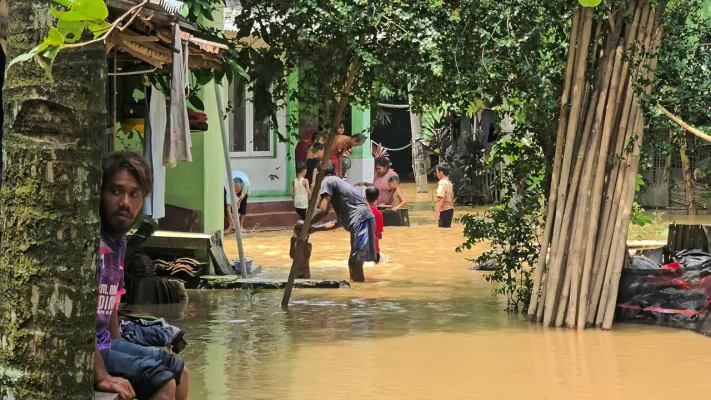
[100,339,184,399]
[238,194,249,216]
[349,217,378,263]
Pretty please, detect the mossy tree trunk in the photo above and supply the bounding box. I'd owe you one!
[0,1,107,399]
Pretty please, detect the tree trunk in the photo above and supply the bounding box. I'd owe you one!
[680,134,697,215]
[0,1,107,398]
[409,94,428,193]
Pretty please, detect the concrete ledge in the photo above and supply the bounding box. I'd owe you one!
[95,392,119,400]
[197,275,351,289]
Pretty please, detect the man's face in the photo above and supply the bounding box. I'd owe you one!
[101,170,144,237]
[389,181,398,190]
[436,169,444,180]
[375,165,388,177]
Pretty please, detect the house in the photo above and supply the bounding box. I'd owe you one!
[111,0,374,235]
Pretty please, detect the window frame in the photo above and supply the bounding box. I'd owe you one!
[229,84,275,158]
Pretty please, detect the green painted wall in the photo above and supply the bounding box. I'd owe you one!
[164,132,206,216]
[163,84,225,235]
[201,82,228,236]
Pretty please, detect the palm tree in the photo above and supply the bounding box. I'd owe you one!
[0,1,106,398]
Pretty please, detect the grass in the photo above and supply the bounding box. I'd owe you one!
[627,210,669,241]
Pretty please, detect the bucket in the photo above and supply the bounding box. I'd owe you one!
[233,257,254,275]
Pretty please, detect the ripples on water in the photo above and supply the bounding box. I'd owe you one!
[134,184,711,400]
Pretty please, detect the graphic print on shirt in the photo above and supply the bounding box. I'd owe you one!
[95,236,126,351]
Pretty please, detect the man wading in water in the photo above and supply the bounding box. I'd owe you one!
[295,161,377,282]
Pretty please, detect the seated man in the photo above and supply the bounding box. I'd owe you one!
[96,151,189,400]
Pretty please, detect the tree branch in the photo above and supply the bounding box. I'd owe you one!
[64,0,150,49]
[657,103,711,143]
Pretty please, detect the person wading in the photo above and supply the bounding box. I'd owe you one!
[295,161,377,282]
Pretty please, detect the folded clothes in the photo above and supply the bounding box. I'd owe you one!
[121,318,182,349]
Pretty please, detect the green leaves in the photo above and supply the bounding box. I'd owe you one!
[578,0,602,7]
[9,0,112,78]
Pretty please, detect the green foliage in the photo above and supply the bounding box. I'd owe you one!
[631,202,652,226]
[643,0,711,172]
[456,135,545,313]
[8,0,110,78]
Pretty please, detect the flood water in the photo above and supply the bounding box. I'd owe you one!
[137,184,711,399]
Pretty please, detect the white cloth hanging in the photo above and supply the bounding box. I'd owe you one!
[144,85,167,219]
[163,24,192,167]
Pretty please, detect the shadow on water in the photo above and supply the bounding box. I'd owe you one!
[133,183,711,400]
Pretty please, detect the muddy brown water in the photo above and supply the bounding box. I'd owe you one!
[135,184,711,399]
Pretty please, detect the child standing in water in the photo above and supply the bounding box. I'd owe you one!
[386,175,407,211]
[291,162,311,220]
[435,163,454,228]
[365,186,384,263]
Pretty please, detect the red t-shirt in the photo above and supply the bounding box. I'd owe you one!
[295,139,311,164]
[370,206,384,253]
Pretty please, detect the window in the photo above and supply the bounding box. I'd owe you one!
[230,84,274,157]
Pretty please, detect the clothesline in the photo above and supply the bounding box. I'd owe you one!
[372,140,412,152]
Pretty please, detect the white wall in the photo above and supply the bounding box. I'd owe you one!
[346,158,375,186]
[228,108,289,196]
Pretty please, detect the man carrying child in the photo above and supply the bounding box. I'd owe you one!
[295,161,377,281]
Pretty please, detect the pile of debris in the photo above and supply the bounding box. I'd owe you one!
[617,249,711,332]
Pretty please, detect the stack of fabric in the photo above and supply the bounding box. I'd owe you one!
[154,257,205,277]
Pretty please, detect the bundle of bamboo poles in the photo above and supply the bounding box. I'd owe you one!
[527,0,665,330]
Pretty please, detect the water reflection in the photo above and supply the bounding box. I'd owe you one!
[133,184,711,399]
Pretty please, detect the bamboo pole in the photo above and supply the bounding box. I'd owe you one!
[574,46,624,329]
[282,47,362,307]
[586,2,650,325]
[560,29,622,328]
[600,114,644,328]
[553,58,609,327]
[542,7,594,327]
[528,8,582,322]
[552,11,623,327]
[215,81,249,279]
[601,0,665,329]
[596,3,658,327]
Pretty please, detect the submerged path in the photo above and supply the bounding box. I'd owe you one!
[139,183,711,400]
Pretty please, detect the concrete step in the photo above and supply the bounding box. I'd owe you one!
[243,210,336,231]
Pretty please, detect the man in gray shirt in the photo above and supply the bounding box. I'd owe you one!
[296,161,376,282]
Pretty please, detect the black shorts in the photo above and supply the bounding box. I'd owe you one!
[238,194,248,216]
[438,209,454,228]
[349,217,378,263]
[295,207,307,220]
[100,339,184,399]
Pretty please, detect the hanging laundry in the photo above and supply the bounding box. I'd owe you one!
[188,109,208,131]
[163,24,192,167]
[143,85,168,219]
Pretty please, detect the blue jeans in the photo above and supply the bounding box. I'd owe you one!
[101,339,184,399]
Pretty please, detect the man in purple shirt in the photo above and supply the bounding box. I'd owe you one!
[95,151,189,400]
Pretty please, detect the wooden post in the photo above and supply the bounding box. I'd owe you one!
[282,43,363,307]
[215,80,248,278]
